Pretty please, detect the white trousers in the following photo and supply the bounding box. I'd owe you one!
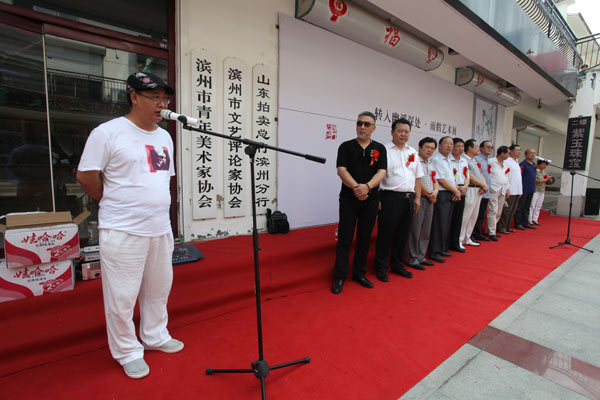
[459,187,482,244]
[529,191,545,223]
[100,228,174,365]
[486,191,505,236]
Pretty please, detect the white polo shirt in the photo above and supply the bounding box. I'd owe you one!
[505,157,523,195]
[431,152,455,191]
[379,142,423,192]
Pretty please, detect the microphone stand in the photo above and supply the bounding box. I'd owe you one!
[180,122,325,400]
[544,160,599,253]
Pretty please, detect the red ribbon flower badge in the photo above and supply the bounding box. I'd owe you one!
[406,153,415,167]
[453,168,457,177]
[544,174,549,179]
[505,168,510,174]
[463,166,468,178]
[431,170,437,183]
[369,149,380,166]
[488,165,491,174]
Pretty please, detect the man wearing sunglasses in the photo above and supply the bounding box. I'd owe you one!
[331,111,387,294]
[77,72,182,379]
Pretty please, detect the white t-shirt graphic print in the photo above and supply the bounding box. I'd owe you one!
[78,117,175,236]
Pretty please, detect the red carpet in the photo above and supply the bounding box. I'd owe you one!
[0,212,598,399]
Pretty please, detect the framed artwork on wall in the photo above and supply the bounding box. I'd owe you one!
[473,96,497,145]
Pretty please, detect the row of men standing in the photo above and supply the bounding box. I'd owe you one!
[331,112,542,294]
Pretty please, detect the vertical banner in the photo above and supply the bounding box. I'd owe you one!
[223,57,249,217]
[252,64,276,214]
[563,116,591,170]
[191,49,218,219]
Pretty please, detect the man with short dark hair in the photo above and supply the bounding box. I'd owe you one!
[486,146,510,241]
[472,140,493,241]
[331,111,387,294]
[448,138,469,252]
[406,137,438,269]
[77,72,182,379]
[529,159,552,225]
[428,136,460,263]
[460,139,488,247]
[515,148,538,230]
[497,144,522,234]
[373,118,423,281]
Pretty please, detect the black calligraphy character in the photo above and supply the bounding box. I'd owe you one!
[228,169,243,181]
[228,68,242,81]
[196,59,212,73]
[257,74,270,85]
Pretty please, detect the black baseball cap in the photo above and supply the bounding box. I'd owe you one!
[127,72,174,95]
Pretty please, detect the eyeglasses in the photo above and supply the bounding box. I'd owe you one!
[356,121,373,128]
[137,92,171,105]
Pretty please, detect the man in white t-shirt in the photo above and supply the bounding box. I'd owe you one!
[77,72,182,379]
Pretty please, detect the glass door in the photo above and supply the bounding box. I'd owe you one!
[0,22,53,215]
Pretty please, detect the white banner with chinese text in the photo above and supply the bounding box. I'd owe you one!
[191,49,218,220]
[223,57,249,217]
[252,64,277,215]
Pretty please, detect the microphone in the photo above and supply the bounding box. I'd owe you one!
[535,155,552,163]
[160,109,200,126]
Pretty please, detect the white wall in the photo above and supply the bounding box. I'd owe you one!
[277,15,474,228]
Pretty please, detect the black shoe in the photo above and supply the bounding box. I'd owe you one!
[524,224,536,229]
[489,235,498,241]
[375,271,389,282]
[407,263,426,270]
[390,267,413,278]
[352,275,374,288]
[449,247,465,253]
[441,251,452,257]
[497,229,510,234]
[494,233,502,238]
[429,256,446,263]
[474,235,490,242]
[516,225,526,230]
[331,279,344,294]
[421,260,434,267]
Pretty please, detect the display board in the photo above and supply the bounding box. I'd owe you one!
[277,14,474,228]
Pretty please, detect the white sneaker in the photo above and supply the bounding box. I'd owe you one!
[145,338,184,353]
[465,239,480,247]
[123,358,150,379]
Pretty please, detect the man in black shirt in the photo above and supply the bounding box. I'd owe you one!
[331,111,387,294]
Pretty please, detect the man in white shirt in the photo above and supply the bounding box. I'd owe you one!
[460,139,488,247]
[428,136,461,263]
[497,144,522,234]
[448,138,469,252]
[486,145,510,241]
[77,72,183,379]
[406,137,439,269]
[373,118,423,281]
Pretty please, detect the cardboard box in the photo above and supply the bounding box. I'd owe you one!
[81,261,101,280]
[0,259,75,303]
[1,211,89,269]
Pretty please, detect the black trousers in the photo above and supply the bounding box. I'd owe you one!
[448,194,465,250]
[333,197,379,280]
[373,191,414,273]
[428,191,454,258]
[515,193,534,226]
[473,197,489,237]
